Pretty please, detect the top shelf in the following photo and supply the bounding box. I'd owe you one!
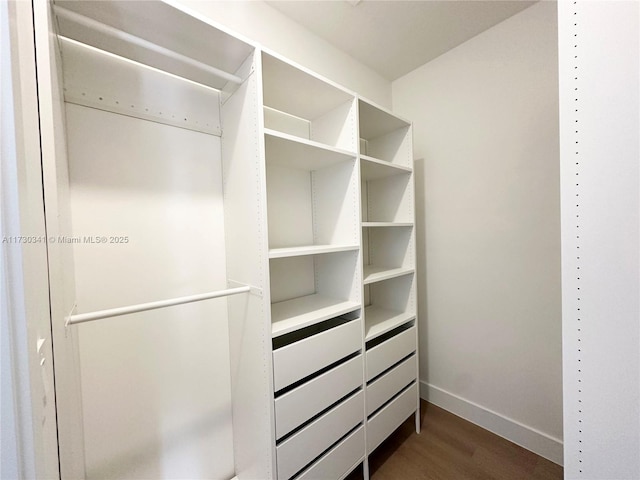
[54,0,255,90]
[359,98,410,140]
[262,52,355,121]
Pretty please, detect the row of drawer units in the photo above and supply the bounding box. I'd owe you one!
[272,310,419,480]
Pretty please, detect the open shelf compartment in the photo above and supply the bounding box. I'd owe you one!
[362,224,414,286]
[361,171,413,224]
[262,52,357,151]
[364,274,416,342]
[358,98,412,167]
[364,306,416,342]
[270,250,361,337]
[266,141,358,251]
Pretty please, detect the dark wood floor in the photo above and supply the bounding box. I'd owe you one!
[347,401,563,480]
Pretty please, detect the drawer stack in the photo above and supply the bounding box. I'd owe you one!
[272,313,365,479]
[365,322,418,453]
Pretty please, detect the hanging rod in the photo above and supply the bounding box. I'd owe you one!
[53,6,243,85]
[66,285,252,326]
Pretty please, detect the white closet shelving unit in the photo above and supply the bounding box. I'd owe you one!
[358,99,420,454]
[33,1,419,479]
[261,50,365,480]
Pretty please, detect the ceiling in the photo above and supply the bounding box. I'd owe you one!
[266,0,537,81]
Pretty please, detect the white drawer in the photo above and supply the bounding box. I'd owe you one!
[366,354,416,416]
[366,326,416,381]
[273,319,361,391]
[275,355,363,439]
[276,390,364,480]
[367,382,417,453]
[296,426,364,480]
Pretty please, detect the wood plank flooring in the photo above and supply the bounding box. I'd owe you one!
[347,401,563,480]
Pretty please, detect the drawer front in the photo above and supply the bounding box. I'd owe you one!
[366,326,416,381]
[276,390,364,480]
[296,426,364,480]
[366,354,416,416]
[367,382,417,453]
[275,355,363,439]
[273,319,361,391]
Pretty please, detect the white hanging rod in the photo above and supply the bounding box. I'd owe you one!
[53,6,243,85]
[66,285,251,326]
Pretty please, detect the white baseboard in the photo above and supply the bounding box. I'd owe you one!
[420,381,563,466]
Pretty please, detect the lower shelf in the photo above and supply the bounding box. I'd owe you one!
[364,306,415,341]
[271,294,360,337]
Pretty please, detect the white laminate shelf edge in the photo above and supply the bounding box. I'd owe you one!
[363,266,414,285]
[362,222,413,228]
[265,129,356,171]
[271,294,360,337]
[269,244,359,259]
[360,155,412,180]
[364,306,415,342]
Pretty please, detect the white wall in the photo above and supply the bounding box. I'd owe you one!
[175,0,391,108]
[392,2,562,463]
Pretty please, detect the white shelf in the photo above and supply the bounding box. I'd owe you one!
[271,294,361,337]
[262,52,354,121]
[363,266,414,285]
[54,1,254,90]
[269,244,359,259]
[362,222,413,228]
[265,129,355,170]
[360,155,412,180]
[358,99,410,140]
[364,306,415,342]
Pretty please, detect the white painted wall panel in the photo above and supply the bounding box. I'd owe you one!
[392,2,563,463]
[559,1,640,478]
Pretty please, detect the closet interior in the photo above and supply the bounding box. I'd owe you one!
[37,1,420,479]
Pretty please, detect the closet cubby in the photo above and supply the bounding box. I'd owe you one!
[363,225,414,285]
[364,274,416,342]
[358,99,412,167]
[361,171,413,224]
[269,251,361,337]
[266,135,359,255]
[262,52,357,152]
